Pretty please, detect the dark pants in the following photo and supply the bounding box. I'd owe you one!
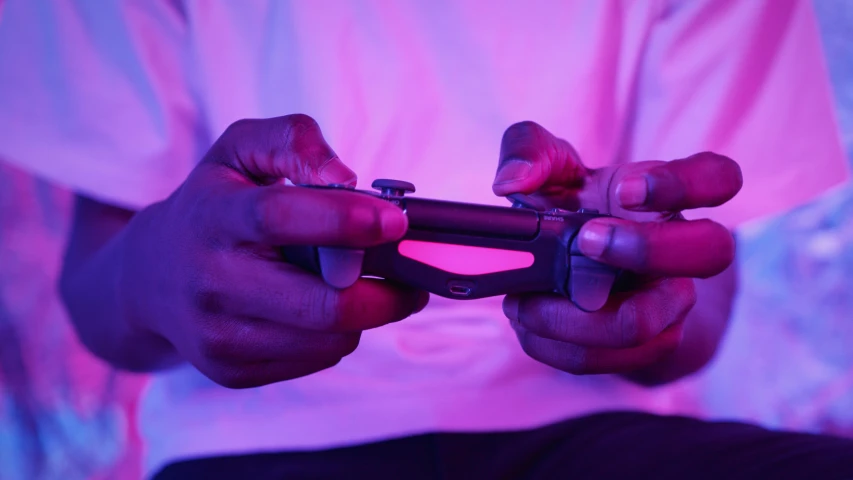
[152,411,853,480]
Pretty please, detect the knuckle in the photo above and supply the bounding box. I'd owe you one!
[187,271,227,315]
[555,137,581,164]
[223,118,257,140]
[252,198,274,239]
[505,120,542,137]
[284,113,321,132]
[563,348,595,375]
[500,120,544,149]
[280,114,322,153]
[210,366,258,390]
[323,204,352,234]
[630,226,653,271]
[514,300,529,325]
[515,298,539,331]
[192,287,227,316]
[657,328,683,356]
[676,279,698,315]
[304,358,343,377]
[196,326,232,361]
[535,299,572,340]
[329,333,361,358]
[516,330,541,360]
[251,188,287,239]
[517,329,593,376]
[327,204,383,242]
[362,207,385,241]
[351,206,383,241]
[306,285,342,330]
[616,299,647,347]
[663,168,689,205]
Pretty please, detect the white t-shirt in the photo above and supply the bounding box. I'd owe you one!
[0,0,849,476]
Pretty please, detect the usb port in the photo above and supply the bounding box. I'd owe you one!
[449,285,472,296]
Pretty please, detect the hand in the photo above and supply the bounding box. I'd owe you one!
[492,121,742,377]
[118,115,428,388]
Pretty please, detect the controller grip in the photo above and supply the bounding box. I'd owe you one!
[281,246,365,289]
[564,235,617,312]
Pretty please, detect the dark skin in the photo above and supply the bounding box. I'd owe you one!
[59,115,741,389]
[492,121,740,384]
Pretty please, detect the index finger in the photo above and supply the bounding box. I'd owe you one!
[205,115,358,187]
[492,121,590,196]
[578,216,735,279]
[209,183,409,248]
[614,152,743,212]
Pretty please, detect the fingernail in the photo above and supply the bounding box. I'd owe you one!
[380,208,408,239]
[413,291,430,314]
[319,157,357,186]
[579,221,613,258]
[494,159,532,185]
[616,175,648,208]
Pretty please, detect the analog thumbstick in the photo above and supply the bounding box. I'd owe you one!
[371,179,416,197]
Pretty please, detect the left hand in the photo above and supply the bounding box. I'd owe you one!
[492,121,742,376]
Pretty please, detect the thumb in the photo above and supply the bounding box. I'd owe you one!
[207,114,357,186]
[492,121,588,196]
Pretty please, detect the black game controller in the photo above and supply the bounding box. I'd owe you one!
[280,179,622,312]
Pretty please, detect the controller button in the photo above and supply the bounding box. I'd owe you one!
[372,179,416,197]
[508,193,551,211]
[327,183,355,189]
[318,247,365,289]
[568,256,615,312]
[578,208,599,214]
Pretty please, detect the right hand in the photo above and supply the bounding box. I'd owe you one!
[118,115,428,388]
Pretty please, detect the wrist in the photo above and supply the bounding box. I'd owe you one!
[60,199,183,372]
[114,201,184,371]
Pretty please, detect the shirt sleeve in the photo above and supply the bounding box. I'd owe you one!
[624,0,850,229]
[0,0,206,211]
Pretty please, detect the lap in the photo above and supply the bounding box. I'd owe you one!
[440,411,853,480]
[153,411,853,480]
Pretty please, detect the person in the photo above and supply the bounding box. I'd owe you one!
[1,0,852,478]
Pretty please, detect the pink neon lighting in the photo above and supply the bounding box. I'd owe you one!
[397,240,535,275]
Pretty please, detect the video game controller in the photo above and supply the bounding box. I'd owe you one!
[280,179,622,312]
